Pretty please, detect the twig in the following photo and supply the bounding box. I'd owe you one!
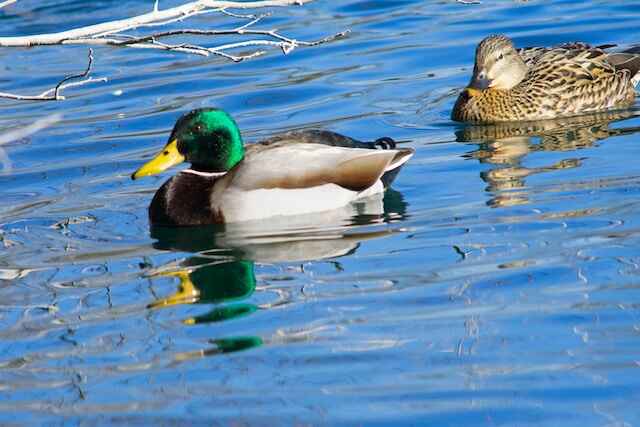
[108,28,346,48]
[78,28,349,60]
[0,113,62,172]
[0,49,106,100]
[220,8,269,20]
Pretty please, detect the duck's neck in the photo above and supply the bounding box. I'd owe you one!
[181,169,228,178]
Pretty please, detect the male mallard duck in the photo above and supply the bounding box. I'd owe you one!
[131,108,414,226]
[452,35,640,123]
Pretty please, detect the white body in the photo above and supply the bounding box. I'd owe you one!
[216,180,384,223]
[207,142,412,224]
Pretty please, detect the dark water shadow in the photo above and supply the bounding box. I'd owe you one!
[455,110,640,207]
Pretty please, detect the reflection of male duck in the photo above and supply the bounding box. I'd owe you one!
[146,195,406,356]
[457,111,640,207]
[147,257,264,357]
[148,258,257,326]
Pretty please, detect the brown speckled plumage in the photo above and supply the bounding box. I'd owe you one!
[452,35,640,123]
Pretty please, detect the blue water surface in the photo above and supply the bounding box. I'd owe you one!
[1,0,640,425]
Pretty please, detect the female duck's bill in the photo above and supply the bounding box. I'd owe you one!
[452,34,640,123]
[132,108,414,226]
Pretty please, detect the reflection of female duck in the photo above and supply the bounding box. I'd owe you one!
[457,110,640,148]
[132,108,413,226]
[456,111,640,207]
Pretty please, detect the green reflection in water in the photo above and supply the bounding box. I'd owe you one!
[146,190,407,358]
[150,257,262,356]
[148,258,258,326]
[211,336,264,354]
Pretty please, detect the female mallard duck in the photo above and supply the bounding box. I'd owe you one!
[452,34,640,123]
[131,108,414,226]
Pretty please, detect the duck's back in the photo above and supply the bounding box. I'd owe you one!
[255,129,411,187]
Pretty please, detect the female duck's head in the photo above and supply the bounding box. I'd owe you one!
[469,35,528,91]
[132,108,244,179]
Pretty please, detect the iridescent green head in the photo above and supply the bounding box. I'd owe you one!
[132,108,244,179]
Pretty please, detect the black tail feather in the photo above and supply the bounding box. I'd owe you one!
[372,137,397,150]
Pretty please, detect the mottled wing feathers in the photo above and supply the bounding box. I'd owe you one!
[518,47,551,66]
[509,44,635,118]
[522,43,640,88]
[518,42,601,66]
[527,47,614,83]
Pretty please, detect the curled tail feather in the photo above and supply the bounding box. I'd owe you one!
[373,137,397,149]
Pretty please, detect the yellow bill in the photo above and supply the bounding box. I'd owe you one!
[131,139,185,180]
[147,270,199,309]
[465,87,482,97]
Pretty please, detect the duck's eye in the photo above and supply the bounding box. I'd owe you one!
[497,53,504,60]
[193,124,203,133]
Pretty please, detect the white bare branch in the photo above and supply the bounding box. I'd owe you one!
[0,49,107,101]
[0,0,313,47]
[0,0,346,101]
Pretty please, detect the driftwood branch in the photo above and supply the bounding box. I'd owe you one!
[0,49,106,101]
